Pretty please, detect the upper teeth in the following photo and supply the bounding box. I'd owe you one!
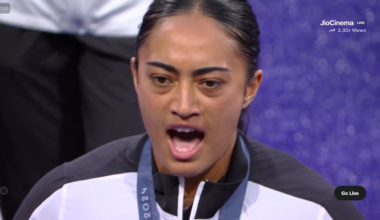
[174,128,194,133]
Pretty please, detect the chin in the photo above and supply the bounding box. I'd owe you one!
[166,160,205,178]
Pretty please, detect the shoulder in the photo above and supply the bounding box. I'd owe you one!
[64,133,148,179]
[243,135,334,202]
[242,134,365,220]
[14,133,148,220]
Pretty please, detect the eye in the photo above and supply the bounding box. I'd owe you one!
[152,76,172,86]
[200,80,221,89]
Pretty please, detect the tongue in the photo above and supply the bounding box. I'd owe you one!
[172,136,202,152]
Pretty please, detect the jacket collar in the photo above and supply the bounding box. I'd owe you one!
[151,132,248,219]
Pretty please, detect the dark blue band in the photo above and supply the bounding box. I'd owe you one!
[137,138,160,220]
[218,136,250,220]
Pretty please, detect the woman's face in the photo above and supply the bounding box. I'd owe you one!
[131,13,262,177]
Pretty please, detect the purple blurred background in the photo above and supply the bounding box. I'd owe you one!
[246,0,380,219]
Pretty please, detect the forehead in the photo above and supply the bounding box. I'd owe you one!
[140,13,241,66]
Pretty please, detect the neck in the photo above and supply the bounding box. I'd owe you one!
[182,145,234,209]
[154,133,237,209]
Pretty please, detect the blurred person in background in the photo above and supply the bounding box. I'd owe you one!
[0,0,151,219]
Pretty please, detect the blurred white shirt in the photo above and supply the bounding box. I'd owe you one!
[0,0,152,36]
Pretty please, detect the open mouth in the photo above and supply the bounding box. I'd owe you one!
[167,128,205,143]
[166,127,205,159]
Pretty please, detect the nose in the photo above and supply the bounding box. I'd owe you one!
[170,82,200,119]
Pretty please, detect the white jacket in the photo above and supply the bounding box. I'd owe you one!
[14,133,365,220]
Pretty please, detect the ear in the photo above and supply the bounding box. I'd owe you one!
[131,57,139,92]
[242,69,263,109]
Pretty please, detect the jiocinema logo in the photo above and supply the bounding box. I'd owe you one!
[320,20,354,26]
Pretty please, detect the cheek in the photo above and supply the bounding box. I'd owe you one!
[138,78,160,108]
[204,89,244,129]
[137,83,164,128]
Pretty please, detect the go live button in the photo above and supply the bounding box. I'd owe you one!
[334,186,366,200]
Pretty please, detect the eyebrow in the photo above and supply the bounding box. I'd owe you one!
[146,61,230,76]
